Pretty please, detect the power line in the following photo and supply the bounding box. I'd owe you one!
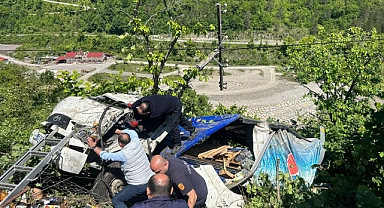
[0,38,383,53]
[225,37,384,51]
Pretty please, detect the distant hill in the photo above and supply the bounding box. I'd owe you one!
[0,0,383,38]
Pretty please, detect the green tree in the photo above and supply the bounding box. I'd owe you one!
[120,0,213,95]
[0,63,65,173]
[286,26,384,206]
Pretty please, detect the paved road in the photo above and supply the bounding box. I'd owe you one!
[0,51,41,67]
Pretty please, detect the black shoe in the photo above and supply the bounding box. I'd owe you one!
[171,144,182,154]
[188,130,197,140]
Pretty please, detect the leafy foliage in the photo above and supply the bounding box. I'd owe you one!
[245,172,318,208]
[285,27,384,206]
[1,0,384,36]
[119,0,214,95]
[0,63,65,173]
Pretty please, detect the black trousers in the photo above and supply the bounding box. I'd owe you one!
[169,103,195,145]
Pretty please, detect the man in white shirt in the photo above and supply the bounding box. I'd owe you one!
[87,129,153,208]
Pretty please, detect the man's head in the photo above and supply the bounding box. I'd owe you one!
[136,101,150,115]
[118,133,131,147]
[150,155,169,174]
[146,173,173,199]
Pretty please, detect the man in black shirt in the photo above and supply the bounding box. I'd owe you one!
[130,95,196,154]
[150,155,208,208]
[131,173,188,208]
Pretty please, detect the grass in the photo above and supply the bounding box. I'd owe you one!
[88,73,130,82]
[88,73,153,82]
[109,62,179,74]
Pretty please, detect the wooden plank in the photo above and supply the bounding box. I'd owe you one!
[198,145,229,159]
[197,148,217,158]
[206,145,229,157]
[226,151,242,161]
[219,169,235,178]
[219,159,235,178]
[215,150,242,167]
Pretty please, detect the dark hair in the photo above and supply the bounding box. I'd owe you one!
[141,102,151,114]
[148,175,171,197]
[118,133,131,145]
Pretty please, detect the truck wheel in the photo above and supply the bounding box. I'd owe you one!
[92,163,126,200]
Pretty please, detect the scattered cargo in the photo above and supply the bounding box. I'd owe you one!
[0,93,325,207]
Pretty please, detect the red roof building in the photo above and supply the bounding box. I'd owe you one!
[87,52,104,58]
[0,56,9,63]
[65,52,77,58]
[59,50,106,64]
[56,56,66,61]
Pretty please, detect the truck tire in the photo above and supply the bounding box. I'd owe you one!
[92,162,126,200]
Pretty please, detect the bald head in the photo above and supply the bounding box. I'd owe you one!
[118,133,131,145]
[147,173,172,198]
[150,155,168,174]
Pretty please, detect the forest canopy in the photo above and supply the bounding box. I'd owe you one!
[0,0,383,38]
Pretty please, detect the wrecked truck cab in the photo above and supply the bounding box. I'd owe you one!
[29,93,142,175]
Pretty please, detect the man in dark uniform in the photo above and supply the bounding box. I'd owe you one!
[130,95,196,154]
[150,155,208,208]
[131,173,188,208]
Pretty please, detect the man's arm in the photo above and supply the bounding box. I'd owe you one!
[173,174,196,208]
[87,137,126,162]
[186,189,197,208]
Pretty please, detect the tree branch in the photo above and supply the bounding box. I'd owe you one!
[303,83,321,99]
[162,0,173,21]
[119,9,133,20]
[134,0,141,17]
[146,13,159,26]
[119,9,151,51]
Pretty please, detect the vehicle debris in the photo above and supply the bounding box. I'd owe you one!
[0,93,325,208]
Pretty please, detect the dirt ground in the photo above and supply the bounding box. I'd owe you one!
[190,66,317,122]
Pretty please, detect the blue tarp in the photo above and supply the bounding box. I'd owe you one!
[253,129,324,185]
[163,114,324,185]
[164,114,241,157]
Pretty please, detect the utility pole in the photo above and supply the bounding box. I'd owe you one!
[217,3,224,91]
[195,3,227,90]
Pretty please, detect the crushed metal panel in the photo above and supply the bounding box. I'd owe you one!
[68,137,86,148]
[193,165,244,208]
[102,93,141,104]
[53,147,87,174]
[51,96,126,135]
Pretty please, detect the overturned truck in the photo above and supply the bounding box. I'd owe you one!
[0,93,325,207]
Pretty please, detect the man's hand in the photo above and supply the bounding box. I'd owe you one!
[186,189,197,208]
[87,137,102,155]
[87,137,97,148]
[127,102,133,109]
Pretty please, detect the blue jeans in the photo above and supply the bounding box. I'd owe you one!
[112,183,147,208]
